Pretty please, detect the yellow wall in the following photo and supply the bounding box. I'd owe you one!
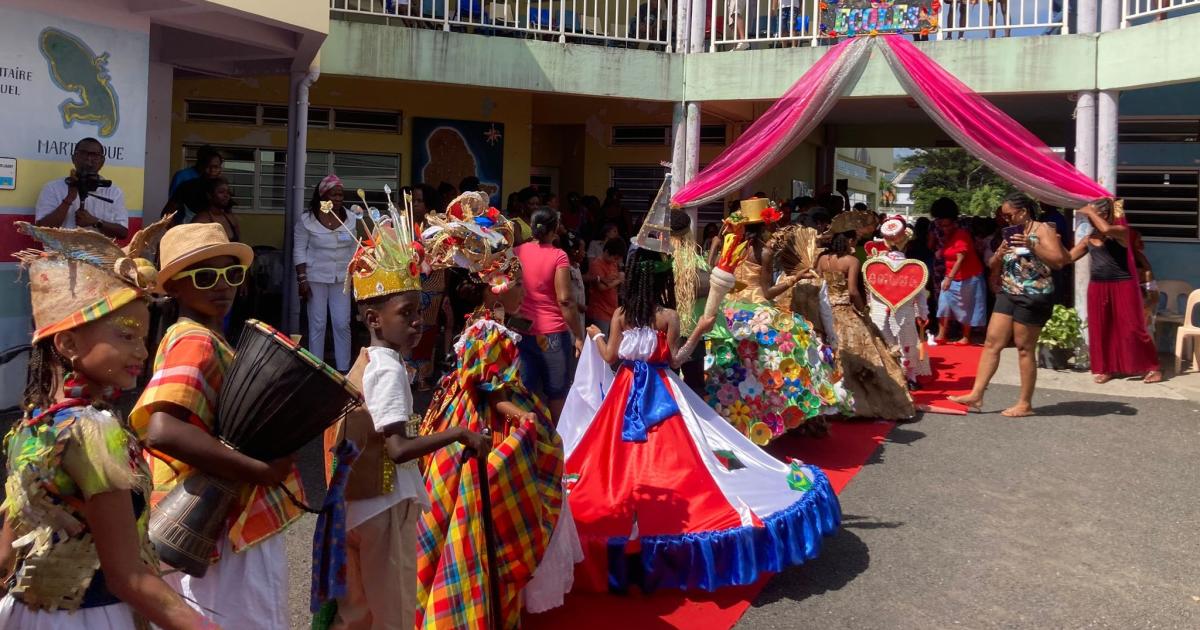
[172,75,533,247]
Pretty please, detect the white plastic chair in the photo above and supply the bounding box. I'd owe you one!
[1156,280,1194,326]
[1174,289,1200,375]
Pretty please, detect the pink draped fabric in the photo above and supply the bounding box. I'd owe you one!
[878,36,1110,208]
[672,35,1110,211]
[671,37,872,207]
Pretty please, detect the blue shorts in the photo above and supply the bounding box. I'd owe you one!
[517,330,575,401]
[937,274,988,327]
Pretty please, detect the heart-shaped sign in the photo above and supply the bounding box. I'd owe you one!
[863,258,929,310]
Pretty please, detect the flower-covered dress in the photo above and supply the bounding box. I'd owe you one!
[0,403,157,629]
[704,259,852,445]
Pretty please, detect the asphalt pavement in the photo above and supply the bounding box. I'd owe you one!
[283,383,1200,629]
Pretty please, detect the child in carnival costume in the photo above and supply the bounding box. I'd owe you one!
[130,223,302,630]
[702,198,851,446]
[1,218,215,629]
[865,217,931,389]
[558,202,842,595]
[316,189,493,629]
[416,192,580,629]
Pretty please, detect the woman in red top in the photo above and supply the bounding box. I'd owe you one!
[515,208,585,421]
[932,198,987,344]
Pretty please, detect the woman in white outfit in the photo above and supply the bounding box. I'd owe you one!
[295,174,358,372]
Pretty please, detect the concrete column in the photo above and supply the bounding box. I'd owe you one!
[142,61,174,224]
[671,103,687,194]
[1072,0,1098,330]
[674,0,691,53]
[1097,0,1121,191]
[685,101,701,227]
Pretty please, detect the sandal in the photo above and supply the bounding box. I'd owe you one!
[1143,370,1163,384]
[1093,374,1113,384]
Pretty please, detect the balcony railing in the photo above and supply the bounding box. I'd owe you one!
[330,0,1198,50]
[1124,0,1200,24]
[330,0,675,48]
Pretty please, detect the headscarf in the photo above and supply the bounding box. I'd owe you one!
[318,174,343,197]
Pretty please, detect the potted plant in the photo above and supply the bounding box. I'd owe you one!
[1037,305,1082,370]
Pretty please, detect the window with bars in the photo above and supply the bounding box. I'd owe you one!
[609,165,724,228]
[183,145,401,213]
[611,125,670,146]
[185,100,400,133]
[1118,118,1200,144]
[1116,168,1200,241]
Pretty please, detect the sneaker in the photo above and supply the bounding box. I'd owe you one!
[733,42,749,51]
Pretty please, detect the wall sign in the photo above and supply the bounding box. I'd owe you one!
[820,1,939,38]
[0,157,14,190]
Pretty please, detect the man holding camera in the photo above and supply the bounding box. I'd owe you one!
[34,137,128,240]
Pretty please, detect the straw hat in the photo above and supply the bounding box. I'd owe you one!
[827,210,877,235]
[632,175,673,254]
[157,223,253,291]
[15,216,174,342]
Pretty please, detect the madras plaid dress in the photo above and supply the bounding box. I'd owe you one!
[130,318,306,554]
[416,321,564,629]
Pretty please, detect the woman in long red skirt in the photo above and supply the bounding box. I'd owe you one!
[1070,199,1163,384]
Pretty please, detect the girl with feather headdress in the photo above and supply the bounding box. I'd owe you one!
[0,218,216,629]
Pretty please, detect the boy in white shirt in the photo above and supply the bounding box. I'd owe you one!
[325,219,489,629]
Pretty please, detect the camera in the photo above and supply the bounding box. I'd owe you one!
[67,169,114,203]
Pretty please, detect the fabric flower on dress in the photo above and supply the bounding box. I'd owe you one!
[713,344,737,367]
[756,329,778,347]
[777,334,796,355]
[760,369,784,391]
[730,320,753,341]
[727,400,752,426]
[748,422,773,446]
[724,364,747,383]
[765,390,787,411]
[764,412,785,436]
[761,349,783,371]
[737,339,758,363]
[782,377,804,401]
[738,376,763,399]
[779,358,801,380]
[782,407,805,429]
[773,313,795,332]
[732,309,753,323]
[717,384,739,407]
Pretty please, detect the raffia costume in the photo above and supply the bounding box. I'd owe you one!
[1,220,171,629]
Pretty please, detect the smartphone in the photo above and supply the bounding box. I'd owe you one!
[1002,225,1023,243]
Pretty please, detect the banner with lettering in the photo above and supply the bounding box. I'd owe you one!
[820,0,938,38]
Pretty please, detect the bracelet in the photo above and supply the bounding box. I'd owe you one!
[591,333,606,342]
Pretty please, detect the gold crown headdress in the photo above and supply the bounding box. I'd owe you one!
[15,215,174,343]
[335,186,424,301]
[421,191,520,294]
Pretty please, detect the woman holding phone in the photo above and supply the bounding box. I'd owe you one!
[1069,199,1163,384]
[951,193,1071,417]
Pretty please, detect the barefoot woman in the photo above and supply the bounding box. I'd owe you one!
[950,193,1071,417]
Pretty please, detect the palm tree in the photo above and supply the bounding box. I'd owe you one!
[879,176,897,207]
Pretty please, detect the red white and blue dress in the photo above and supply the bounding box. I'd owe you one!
[559,327,840,593]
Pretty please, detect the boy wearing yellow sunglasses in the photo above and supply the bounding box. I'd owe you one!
[130,223,302,630]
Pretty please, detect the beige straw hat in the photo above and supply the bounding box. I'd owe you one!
[157,223,253,292]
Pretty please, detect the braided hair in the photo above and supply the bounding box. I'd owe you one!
[1003,192,1038,218]
[622,248,675,329]
[825,230,858,258]
[23,340,68,414]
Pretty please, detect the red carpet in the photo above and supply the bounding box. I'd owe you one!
[524,345,978,630]
[913,344,983,415]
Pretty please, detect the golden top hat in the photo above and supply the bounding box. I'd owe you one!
[728,197,783,226]
[15,215,174,343]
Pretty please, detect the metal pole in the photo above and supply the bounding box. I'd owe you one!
[284,67,319,335]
